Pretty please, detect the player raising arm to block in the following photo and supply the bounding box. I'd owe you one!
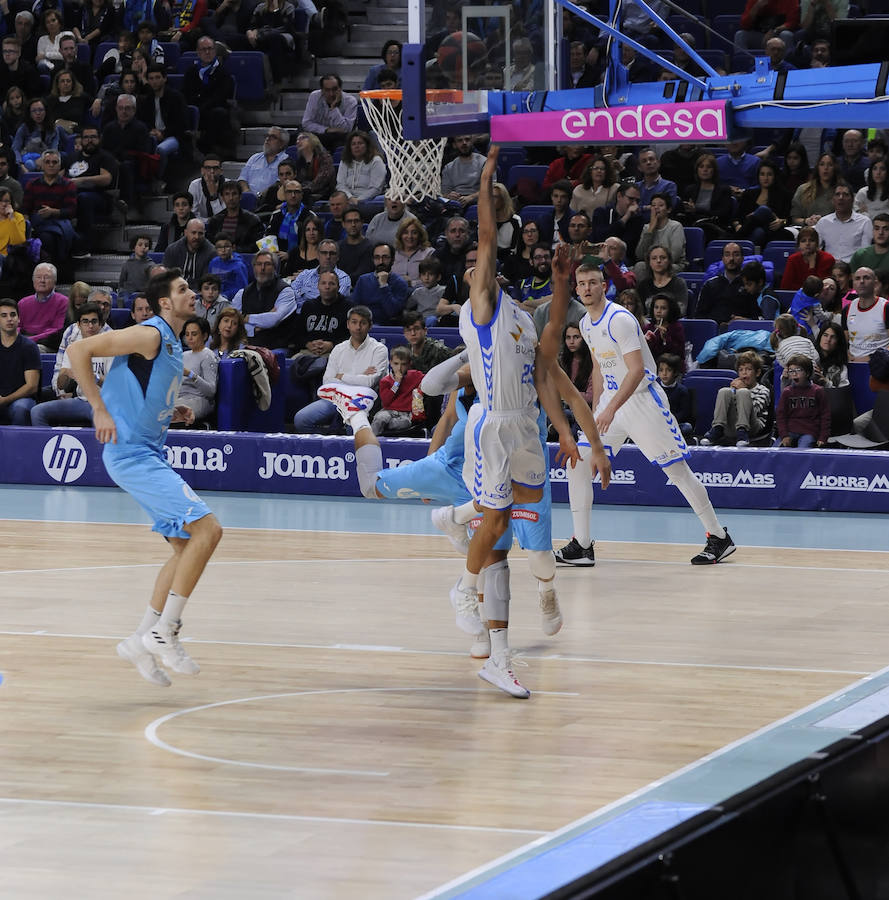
[68,268,223,687]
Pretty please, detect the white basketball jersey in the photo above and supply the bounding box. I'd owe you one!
[580,301,658,398]
[459,290,538,413]
[845,297,889,359]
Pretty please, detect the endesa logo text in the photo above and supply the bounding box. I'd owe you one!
[491,100,728,145]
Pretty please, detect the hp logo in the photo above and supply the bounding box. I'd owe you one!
[42,434,88,483]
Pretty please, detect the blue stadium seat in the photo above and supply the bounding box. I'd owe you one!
[698,50,727,71]
[726,319,773,332]
[775,290,795,312]
[109,308,131,328]
[679,317,717,357]
[520,205,554,229]
[505,165,548,194]
[159,42,181,70]
[40,353,55,389]
[226,52,267,103]
[684,371,734,436]
[762,242,796,281]
[216,349,287,431]
[496,147,528,184]
[848,361,876,416]
[240,191,257,212]
[703,239,755,270]
[683,227,705,269]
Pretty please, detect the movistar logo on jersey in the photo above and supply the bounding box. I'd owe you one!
[695,469,775,488]
[42,433,87,483]
[165,445,230,471]
[800,471,889,492]
[258,451,350,480]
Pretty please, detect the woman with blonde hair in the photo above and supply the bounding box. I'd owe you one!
[65,281,92,325]
[46,69,88,132]
[392,218,434,286]
[293,131,335,205]
[492,181,522,260]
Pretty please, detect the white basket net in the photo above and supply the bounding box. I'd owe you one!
[360,94,447,204]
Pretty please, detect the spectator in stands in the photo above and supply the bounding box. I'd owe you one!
[255,158,295,215]
[290,269,350,385]
[54,287,110,388]
[246,0,301,82]
[401,308,450,371]
[267,180,312,261]
[231,249,297,349]
[71,0,116,51]
[291,131,335,207]
[363,40,401,91]
[636,147,677,214]
[511,243,554,314]
[31,301,110,427]
[741,259,780,320]
[392,218,433,287]
[405,258,446,324]
[781,142,811,196]
[22,149,76,267]
[771,312,821,370]
[844,267,889,361]
[659,144,702,196]
[371,345,423,435]
[66,124,119,241]
[815,321,849,386]
[156,192,197,253]
[350,242,412,325]
[634,193,687,277]
[139,65,190,182]
[716,139,760,196]
[0,37,42,99]
[791,152,845,227]
[12,98,66,171]
[0,151,21,215]
[291,304,387,432]
[283,212,323,277]
[850,213,889,276]
[643,292,685,368]
[14,13,38,64]
[188,154,226,221]
[0,297,39,424]
[365,193,416,247]
[17,262,67,351]
[434,215,471,285]
[617,287,648,331]
[733,158,791,248]
[336,129,387,208]
[695,242,759,326]
[155,0,209,48]
[441,134,486,209]
[302,73,358,151]
[854,157,889,221]
[291,238,351,303]
[35,10,66,73]
[635,245,688,315]
[764,36,795,73]
[592,182,644,263]
[543,145,594,193]
[55,32,97,95]
[2,88,26,149]
[774,353,830,447]
[194,273,228,330]
[780,225,835,290]
[568,40,600,88]
[734,0,798,53]
[566,211,593,252]
[134,22,163,64]
[210,306,247,359]
[598,235,637,298]
[61,283,94,326]
[44,70,89,133]
[571,156,618,219]
[435,242,475,326]
[558,322,593,425]
[619,43,656,83]
[162,218,215,288]
[208,235,250,296]
[97,29,135,80]
[184,36,236,157]
[815,183,872,264]
[207,180,265,253]
[700,351,771,447]
[337,206,374,282]
[0,187,26,281]
[100,93,153,207]
[174,316,218,424]
[118,234,153,303]
[836,129,868,192]
[239,126,291,196]
[500,220,539,286]
[491,182,522,261]
[679,152,734,241]
[656,352,692,437]
[539,179,575,247]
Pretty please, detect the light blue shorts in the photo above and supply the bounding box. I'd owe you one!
[374,449,471,505]
[103,443,214,539]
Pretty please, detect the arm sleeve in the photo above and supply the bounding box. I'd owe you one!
[421,350,468,395]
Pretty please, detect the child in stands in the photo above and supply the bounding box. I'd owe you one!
[407,257,446,325]
[118,234,153,306]
[657,352,693,442]
[208,235,250,298]
[371,345,424,435]
[701,350,771,447]
[774,354,830,448]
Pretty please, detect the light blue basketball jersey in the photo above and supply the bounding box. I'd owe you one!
[101,316,183,450]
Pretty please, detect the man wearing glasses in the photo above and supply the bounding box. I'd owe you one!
[350,242,412,325]
[183,36,235,157]
[266,180,311,259]
[188,153,226,220]
[238,126,291,195]
[591,182,644,264]
[290,239,352,307]
[230,250,298,350]
[31,302,113,426]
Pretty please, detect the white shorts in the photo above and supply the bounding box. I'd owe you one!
[463,405,546,509]
[580,381,689,469]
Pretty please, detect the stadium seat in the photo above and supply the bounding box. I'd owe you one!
[848,361,876,416]
[684,371,734,436]
[703,239,755,270]
[775,290,795,312]
[40,353,55,390]
[159,42,181,71]
[684,227,705,269]
[505,165,548,194]
[520,205,554,230]
[679,317,717,357]
[726,319,773,332]
[216,349,287,431]
[240,191,258,212]
[762,242,796,281]
[109,308,131,328]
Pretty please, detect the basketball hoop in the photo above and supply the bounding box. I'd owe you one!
[359,89,460,204]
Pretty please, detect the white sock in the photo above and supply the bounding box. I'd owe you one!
[668,462,725,538]
[567,444,594,547]
[136,605,161,636]
[461,568,478,591]
[452,500,477,525]
[490,626,509,661]
[350,411,371,434]
[157,591,188,630]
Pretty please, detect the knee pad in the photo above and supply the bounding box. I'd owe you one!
[483,558,510,622]
[526,549,555,583]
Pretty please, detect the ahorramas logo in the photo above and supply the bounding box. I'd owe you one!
[800,471,889,492]
[258,451,351,480]
[42,433,87,483]
[548,466,635,484]
[694,469,775,488]
[164,444,231,471]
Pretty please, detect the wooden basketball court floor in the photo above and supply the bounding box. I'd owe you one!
[3,485,889,899]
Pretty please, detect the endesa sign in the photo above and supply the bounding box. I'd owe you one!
[491,100,728,144]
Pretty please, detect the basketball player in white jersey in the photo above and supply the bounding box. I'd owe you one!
[570,262,736,565]
[451,144,599,698]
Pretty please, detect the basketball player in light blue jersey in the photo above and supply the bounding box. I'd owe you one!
[68,269,223,687]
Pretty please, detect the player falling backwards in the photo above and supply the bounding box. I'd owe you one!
[68,268,223,687]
